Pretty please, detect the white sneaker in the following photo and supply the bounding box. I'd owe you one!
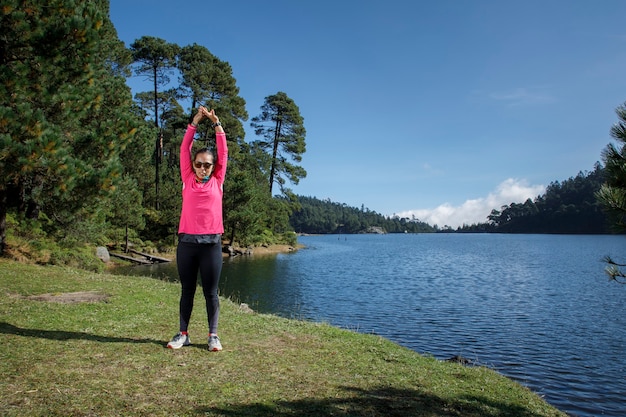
[167,332,190,349]
[208,335,222,351]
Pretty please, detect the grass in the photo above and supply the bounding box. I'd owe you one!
[0,258,567,417]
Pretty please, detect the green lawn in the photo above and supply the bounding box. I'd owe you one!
[0,259,566,416]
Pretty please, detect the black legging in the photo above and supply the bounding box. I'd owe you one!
[176,240,222,334]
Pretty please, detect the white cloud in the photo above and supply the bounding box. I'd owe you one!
[396,178,546,228]
[488,87,555,106]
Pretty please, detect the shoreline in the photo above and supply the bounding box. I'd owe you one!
[227,243,303,257]
[106,243,303,269]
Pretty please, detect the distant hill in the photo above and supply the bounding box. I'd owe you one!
[291,163,615,235]
[289,196,435,234]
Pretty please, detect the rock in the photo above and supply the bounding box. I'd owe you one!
[239,303,254,313]
[445,355,472,365]
[364,226,387,234]
[96,246,110,263]
[223,245,255,257]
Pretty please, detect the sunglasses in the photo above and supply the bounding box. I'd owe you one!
[194,161,214,169]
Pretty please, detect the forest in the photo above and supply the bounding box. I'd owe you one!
[289,196,435,234]
[1,0,305,266]
[2,1,626,273]
[456,163,612,234]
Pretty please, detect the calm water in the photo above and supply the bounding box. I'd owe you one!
[120,234,626,417]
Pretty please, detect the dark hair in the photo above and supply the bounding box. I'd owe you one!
[193,147,216,161]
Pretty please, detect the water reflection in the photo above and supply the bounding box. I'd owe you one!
[220,254,304,317]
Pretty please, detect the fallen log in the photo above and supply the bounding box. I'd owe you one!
[128,249,171,263]
[109,252,152,265]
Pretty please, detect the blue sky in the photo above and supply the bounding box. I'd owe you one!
[108,0,626,227]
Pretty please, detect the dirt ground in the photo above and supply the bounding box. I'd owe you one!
[22,291,109,303]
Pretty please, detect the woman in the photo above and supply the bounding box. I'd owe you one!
[167,106,227,352]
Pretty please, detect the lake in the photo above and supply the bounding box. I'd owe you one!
[119,234,626,417]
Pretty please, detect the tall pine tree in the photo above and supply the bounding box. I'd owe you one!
[250,92,307,196]
[130,36,180,210]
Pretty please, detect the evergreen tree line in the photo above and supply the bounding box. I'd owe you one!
[0,1,306,256]
[454,163,612,234]
[289,196,435,234]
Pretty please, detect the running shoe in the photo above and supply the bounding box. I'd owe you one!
[167,332,190,349]
[208,335,222,351]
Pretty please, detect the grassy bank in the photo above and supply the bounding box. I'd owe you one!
[0,259,566,417]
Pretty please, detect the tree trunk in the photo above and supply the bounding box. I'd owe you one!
[228,226,236,247]
[153,65,160,210]
[0,189,7,256]
[269,118,282,195]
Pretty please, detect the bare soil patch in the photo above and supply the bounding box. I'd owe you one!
[24,291,109,303]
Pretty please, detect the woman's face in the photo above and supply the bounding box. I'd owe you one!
[193,152,215,180]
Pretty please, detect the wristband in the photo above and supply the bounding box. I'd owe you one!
[211,121,221,128]
[191,122,198,128]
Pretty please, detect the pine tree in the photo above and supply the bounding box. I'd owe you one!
[597,102,626,283]
[130,36,180,210]
[598,102,626,229]
[250,92,307,196]
[0,0,141,253]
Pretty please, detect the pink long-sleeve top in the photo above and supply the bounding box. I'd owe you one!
[177,124,228,235]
